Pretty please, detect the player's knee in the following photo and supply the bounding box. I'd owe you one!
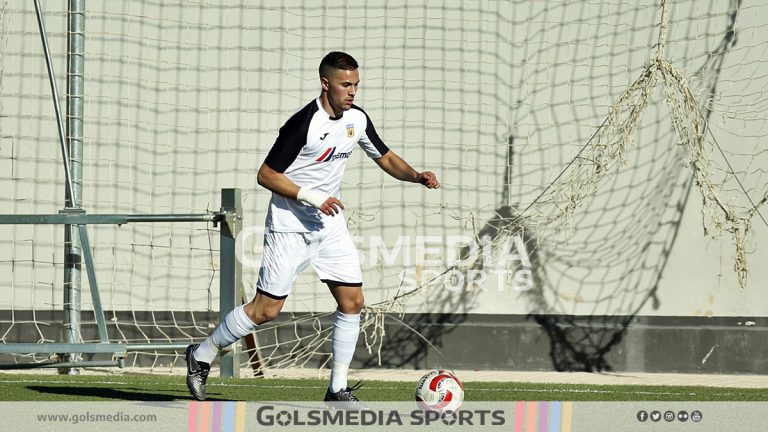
[340,291,364,314]
[244,300,283,324]
[259,308,281,323]
[251,307,280,324]
[352,292,365,312]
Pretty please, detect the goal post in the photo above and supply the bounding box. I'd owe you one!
[0,188,245,376]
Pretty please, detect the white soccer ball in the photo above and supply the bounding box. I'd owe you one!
[414,369,464,413]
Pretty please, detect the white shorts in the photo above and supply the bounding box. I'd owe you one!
[255,219,362,300]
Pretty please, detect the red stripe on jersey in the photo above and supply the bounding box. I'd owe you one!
[316,147,333,162]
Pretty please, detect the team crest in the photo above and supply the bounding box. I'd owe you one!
[346,123,355,138]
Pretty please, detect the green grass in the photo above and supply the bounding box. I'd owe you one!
[1,374,767,402]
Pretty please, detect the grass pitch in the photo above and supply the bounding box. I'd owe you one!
[0,373,766,402]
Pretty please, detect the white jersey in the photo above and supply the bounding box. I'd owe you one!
[263,97,389,232]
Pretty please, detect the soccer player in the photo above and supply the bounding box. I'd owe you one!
[185,51,439,404]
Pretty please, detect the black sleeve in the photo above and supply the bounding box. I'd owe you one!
[353,105,390,158]
[263,102,317,172]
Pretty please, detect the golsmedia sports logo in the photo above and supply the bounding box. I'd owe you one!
[316,146,352,162]
[254,405,505,427]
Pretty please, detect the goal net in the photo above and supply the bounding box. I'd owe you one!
[0,0,766,373]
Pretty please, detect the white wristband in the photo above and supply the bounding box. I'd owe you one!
[296,187,330,209]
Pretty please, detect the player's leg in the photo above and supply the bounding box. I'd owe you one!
[185,293,284,400]
[193,293,285,364]
[329,283,364,314]
[327,283,364,397]
[186,230,309,400]
[311,218,366,403]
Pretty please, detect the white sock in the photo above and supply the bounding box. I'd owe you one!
[329,310,360,392]
[193,305,256,364]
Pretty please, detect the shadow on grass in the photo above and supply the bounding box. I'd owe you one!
[26,385,230,401]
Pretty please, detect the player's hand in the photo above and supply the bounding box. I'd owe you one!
[418,171,440,189]
[319,197,345,216]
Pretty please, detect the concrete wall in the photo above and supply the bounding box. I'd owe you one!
[2,310,763,374]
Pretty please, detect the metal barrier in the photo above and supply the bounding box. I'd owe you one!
[0,188,244,377]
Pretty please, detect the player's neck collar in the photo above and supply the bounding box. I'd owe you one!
[317,97,344,120]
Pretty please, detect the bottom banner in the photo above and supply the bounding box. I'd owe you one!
[4,401,768,431]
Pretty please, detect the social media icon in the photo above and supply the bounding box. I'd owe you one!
[651,411,661,422]
[637,411,648,422]
[664,411,675,422]
[678,411,689,422]
[691,410,703,422]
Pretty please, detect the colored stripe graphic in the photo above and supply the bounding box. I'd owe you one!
[549,402,562,432]
[212,402,222,432]
[223,402,235,432]
[189,401,247,432]
[235,402,247,432]
[526,402,537,432]
[561,401,573,432]
[514,401,525,432]
[512,401,575,432]
[188,401,198,432]
[539,401,549,431]
[199,402,211,432]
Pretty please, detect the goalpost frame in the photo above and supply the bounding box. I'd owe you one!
[0,188,244,377]
[0,3,250,377]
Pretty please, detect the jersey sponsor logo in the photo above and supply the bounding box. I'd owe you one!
[316,146,352,163]
[346,123,355,138]
[319,132,329,140]
[316,147,335,162]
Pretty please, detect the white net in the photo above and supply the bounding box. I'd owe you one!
[0,0,766,373]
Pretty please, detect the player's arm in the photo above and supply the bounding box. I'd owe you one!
[257,163,344,216]
[261,102,344,216]
[373,151,440,189]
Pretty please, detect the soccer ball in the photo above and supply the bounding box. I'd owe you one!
[414,369,464,413]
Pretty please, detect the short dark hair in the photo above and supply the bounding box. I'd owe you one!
[319,51,358,78]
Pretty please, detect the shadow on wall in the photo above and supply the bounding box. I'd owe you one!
[526,0,739,372]
[366,0,740,372]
